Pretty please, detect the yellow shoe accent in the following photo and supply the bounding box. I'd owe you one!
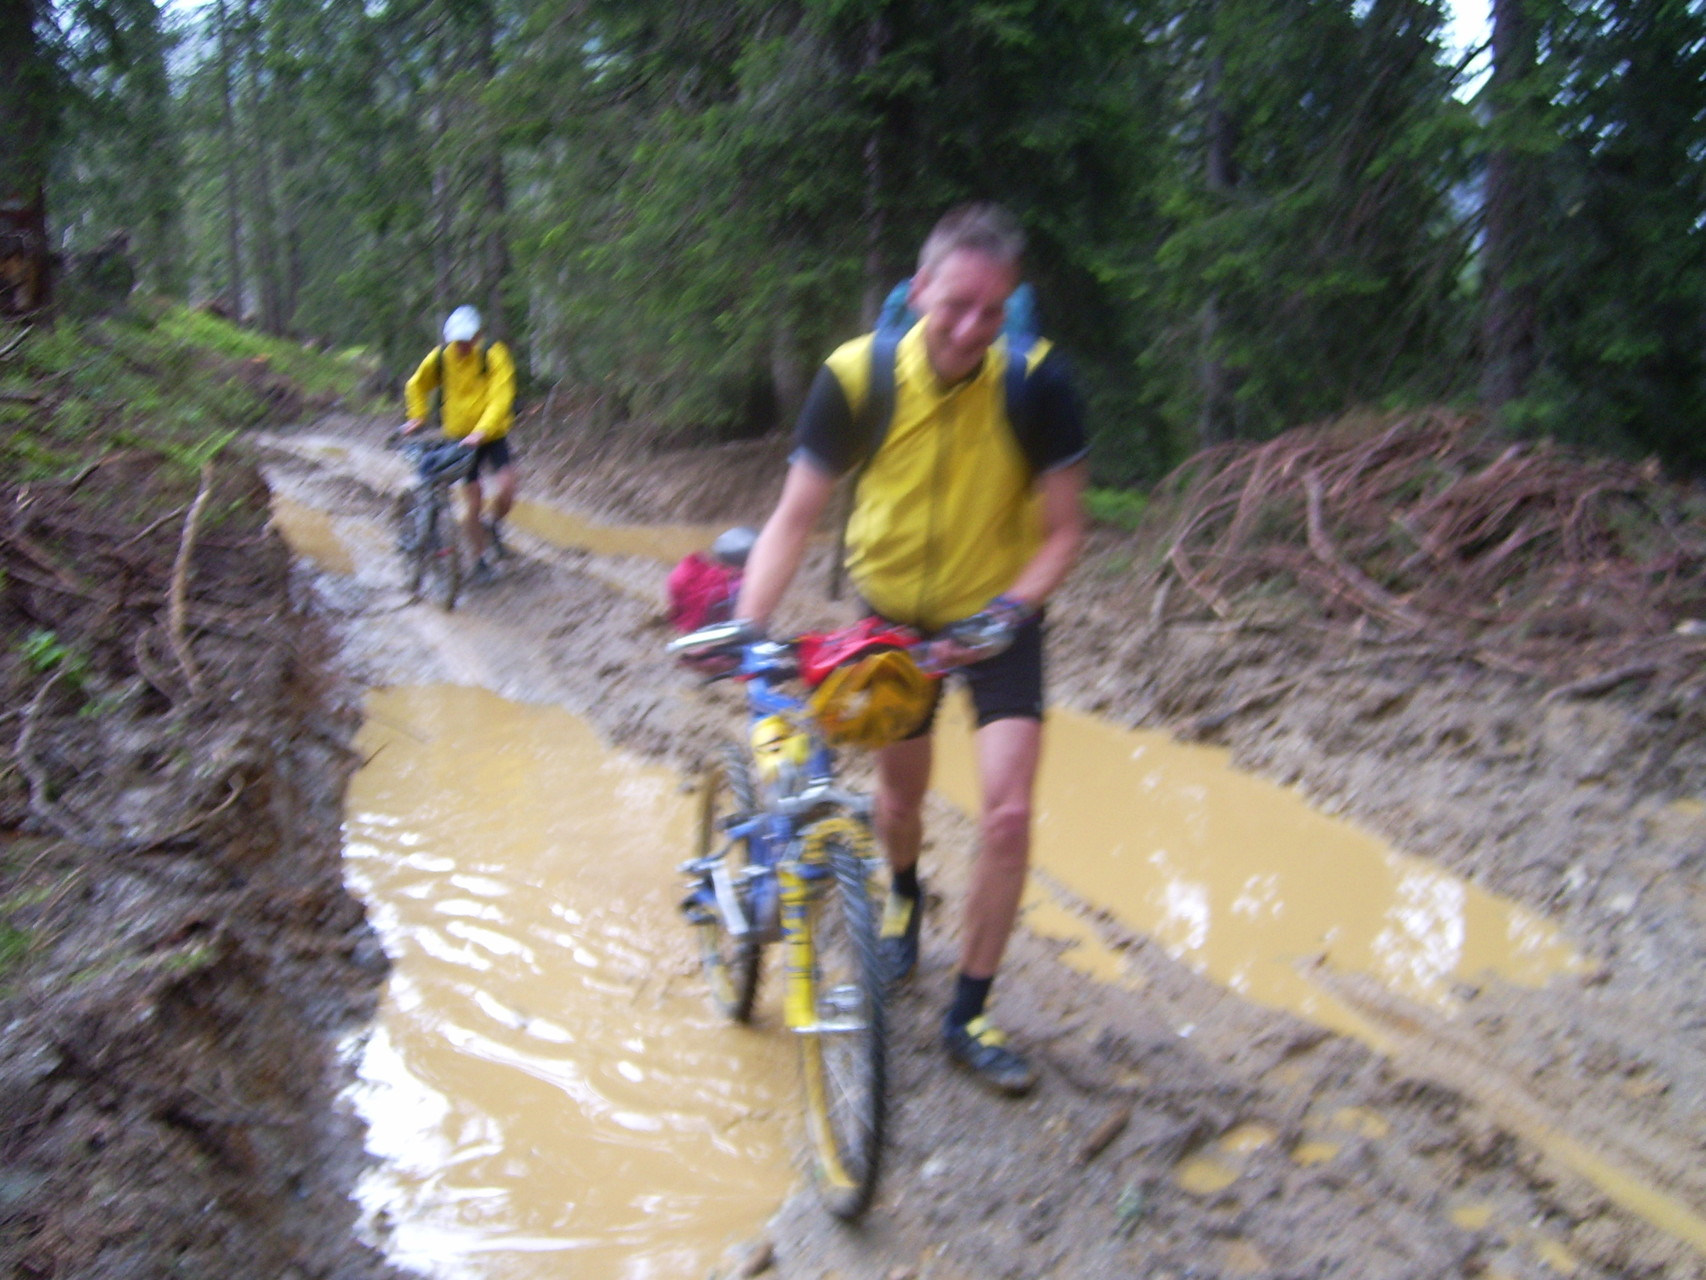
[880,893,914,940]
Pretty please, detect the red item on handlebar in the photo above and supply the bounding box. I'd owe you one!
[796,617,925,688]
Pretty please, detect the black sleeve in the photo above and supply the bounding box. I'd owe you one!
[1015,348,1088,474]
[791,364,870,477]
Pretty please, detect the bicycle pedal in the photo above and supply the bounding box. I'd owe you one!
[679,883,718,922]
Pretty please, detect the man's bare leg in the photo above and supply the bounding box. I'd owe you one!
[937,713,1043,1094]
[874,733,932,874]
[960,715,1041,979]
[461,477,487,561]
[874,733,932,983]
[490,464,517,523]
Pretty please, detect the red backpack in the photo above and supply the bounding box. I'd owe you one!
[667,553,741,632]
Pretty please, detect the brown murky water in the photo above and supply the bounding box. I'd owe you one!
[930,696,1586,1036]
[931,696,1706,1254]
[270,495,355,576]
[344,685,794,1279]
[507,501,723,564]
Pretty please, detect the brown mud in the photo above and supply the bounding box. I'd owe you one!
[253,410,1704,1280]
[4,397,1701,1279]
[0,455,401,1279]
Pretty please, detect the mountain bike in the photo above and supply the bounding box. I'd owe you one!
[391,435,475,611]
[668,622,891,1221]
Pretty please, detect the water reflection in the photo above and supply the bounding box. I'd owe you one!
[930,697,1585,1037]
[344,684,794,1280]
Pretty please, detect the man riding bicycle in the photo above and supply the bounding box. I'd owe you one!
[733,203,1087,1095]
[401,304,518,584]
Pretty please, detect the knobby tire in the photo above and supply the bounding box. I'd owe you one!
[427,499,462,612]
[695,744,762,1023]
[395,491,428,602]
[797,821,887,1221]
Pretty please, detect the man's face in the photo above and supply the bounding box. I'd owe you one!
[450,338,477,357]
[911,248,1018,383]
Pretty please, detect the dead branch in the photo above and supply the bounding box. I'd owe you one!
[0,325,32,361]
[1541,662,1661,703]
[168,462,214,695]
[16,671,112,850]
[1302,471,1429,633]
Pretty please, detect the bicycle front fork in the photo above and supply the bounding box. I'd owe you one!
[780,861,815,1030]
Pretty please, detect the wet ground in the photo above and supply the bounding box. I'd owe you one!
[260,414,1706,1280]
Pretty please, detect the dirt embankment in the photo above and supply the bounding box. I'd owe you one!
[0,455,401,1279]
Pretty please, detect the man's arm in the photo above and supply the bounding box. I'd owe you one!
[734,458,839,630]
[470,342,517,443]
[403,348,440,425]
[1004,460,1087,611]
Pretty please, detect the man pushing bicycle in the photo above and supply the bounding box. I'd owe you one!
[400,305,518,585]
[733,203,1087,1095]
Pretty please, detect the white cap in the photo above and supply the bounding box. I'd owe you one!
[443,305,481,343]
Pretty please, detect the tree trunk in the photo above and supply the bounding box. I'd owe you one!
[240,0,285,334]
[1479,0,1540,415]
[858,12,890,328]
[476,4,510,345]
[1198,51,1239,446]
[215,0,245,318]
[0,0,56,314]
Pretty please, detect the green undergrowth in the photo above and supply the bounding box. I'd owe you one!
[0,300,379,483]
[1086,486,1150,531]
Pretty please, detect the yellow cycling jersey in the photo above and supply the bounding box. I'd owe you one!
[804,323,1079,632]
[404,340,516,442]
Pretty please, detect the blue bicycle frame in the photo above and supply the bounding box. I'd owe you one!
[692,640,871,946]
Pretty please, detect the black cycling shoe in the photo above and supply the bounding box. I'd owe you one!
[879,889,922,985]
[942,1015,1037,1096]
[483,519,510,560]
[469,557,497,586]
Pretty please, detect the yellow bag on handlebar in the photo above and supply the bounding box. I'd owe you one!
[807,649,934,749]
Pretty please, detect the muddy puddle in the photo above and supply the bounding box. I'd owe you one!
[506,501,722,564]
[337,678,1611,1277]
[928,697,1586,1038]
[928,697,1706,1253]
[343,684,795,1279]
[270,495,356,576]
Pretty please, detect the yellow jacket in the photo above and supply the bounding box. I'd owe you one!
[404,341,516,441]
[829,327,1051,631]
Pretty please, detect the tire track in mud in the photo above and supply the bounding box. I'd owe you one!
[256,418,1705,1280]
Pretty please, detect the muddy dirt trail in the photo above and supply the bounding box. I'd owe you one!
[259,414,1705,1280]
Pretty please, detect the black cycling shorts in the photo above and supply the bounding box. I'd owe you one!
[903,610,1046,739]
[466,436,513,479]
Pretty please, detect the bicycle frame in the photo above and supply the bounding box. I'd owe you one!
[690,641,874,1030]
[673,625,891,1219]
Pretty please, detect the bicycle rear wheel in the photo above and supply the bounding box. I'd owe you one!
[691,744,763,1022]
[424,500,462,611]
[797,817,887,1221]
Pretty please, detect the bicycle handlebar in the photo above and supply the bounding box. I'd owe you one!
[666,613,1016,683]
[391,431,476,485]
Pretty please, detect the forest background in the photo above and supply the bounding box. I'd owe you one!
[6,0,1706,486]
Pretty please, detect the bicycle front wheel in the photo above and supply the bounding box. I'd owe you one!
[796,817,887,1221]
[693,745,763,1023]
[395,491,427,602]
